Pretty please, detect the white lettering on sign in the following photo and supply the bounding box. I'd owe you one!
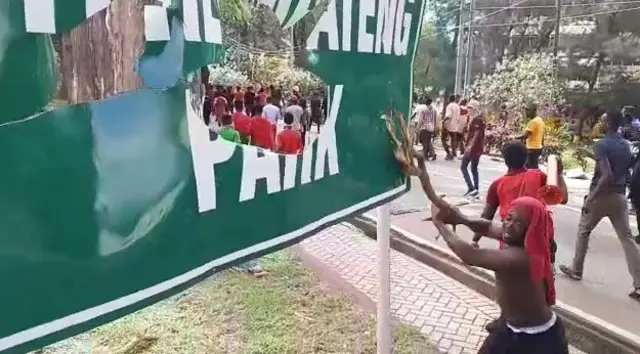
[307,0,414,55]
[24,0,118,34]
[144,0,222,43]
[187,85,344,213]
[314,85,342,180]
[24,0,58,34]
[342,0,353,51]
[375,0,397,54]
[239,148,282,202]
[23,0,222,44]
[86,0,112,18]
[394,0,412,55]
[357,0,375,53]
[306,0,339,51]
[186,96,236,212]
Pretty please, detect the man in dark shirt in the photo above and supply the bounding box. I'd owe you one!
[560,111,640,301]
[460,100,485,196]
[310,91,323,133]
[244,86,256,115]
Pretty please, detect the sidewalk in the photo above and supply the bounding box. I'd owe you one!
[300,223,584,354]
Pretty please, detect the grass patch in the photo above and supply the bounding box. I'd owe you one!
[561,148,595,173]
[40,252,437,353]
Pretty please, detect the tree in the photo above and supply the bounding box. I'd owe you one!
[472,52,565,117]
[413,22,439,90]
[429,0,460,93]
[59,0,153,104]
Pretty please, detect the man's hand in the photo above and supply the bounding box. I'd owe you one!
[395,147,427,177]
[431,202,467,226]
[557,156,564,176]
[582,194,594,214]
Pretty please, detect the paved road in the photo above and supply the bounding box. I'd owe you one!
[390,147,640,335]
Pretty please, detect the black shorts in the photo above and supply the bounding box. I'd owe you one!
[479,316,568,354]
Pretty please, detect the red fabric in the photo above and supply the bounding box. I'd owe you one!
[257,93,267,106]
[277,129,303,154]
[250,116,274,150]
[233,112,251,136]
[506,196,556,306]
[213,96,228,118]
[486,169,548,221]
[487,168,549,250]
[466,116,485,157]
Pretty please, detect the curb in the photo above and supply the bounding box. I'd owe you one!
[349,213,640,354]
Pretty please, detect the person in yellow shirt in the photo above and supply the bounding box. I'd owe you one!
[517,104,545,169]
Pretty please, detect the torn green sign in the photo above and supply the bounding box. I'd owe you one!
[0,0,425,352]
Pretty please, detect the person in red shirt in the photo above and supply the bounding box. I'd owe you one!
[474,140,568,333]
[249,105,274,150]
[212,95,228,127]
[234,86,244,106]
[257,87,267,107]
[232,101,251,144]
[460,100,485,196]
[277,112,303,154]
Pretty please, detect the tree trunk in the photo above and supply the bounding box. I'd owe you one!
[60,0,151,104]
[587,52,605,93]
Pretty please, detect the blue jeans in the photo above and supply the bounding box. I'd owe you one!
[461,155,480,191]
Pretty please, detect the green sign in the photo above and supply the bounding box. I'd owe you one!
[0,0,425,352]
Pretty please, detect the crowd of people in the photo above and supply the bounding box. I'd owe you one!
[412,93,487,196]
[202,84,328,155]
[409,93,640,352]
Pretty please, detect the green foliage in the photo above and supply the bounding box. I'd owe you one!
[472,53,565,119]
[413,23,438,90]
[429,0,459,92]
[540,118,571,162]
[250,55,323,95]
[218,0,253,27]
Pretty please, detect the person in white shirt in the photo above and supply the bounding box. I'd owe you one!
[285,98,304,131]
[458,98,470,156]
[413,96,437,160]
[442,94,461,160]
[263,97,281,139]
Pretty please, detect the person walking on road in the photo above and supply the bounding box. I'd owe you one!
[516,105,545,169]
[460,100,485,196]
[458,98,469,156]
[285,97,304,132]
[442,94,460,161]
[560,111,640,301]
[414,96,437,160]
[263,97,281,140]
[401,149,569,353]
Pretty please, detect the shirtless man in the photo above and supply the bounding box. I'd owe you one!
[403,154,568,353]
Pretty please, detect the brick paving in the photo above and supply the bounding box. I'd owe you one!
[301,223,585,354]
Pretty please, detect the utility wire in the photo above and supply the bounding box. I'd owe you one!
[424,3,640,35]
[474,0,640,10]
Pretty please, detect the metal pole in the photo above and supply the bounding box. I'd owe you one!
[290,26,295,65]
[553,0,561,58]
[376,204,391,354]
[463,0,475,96]
[454,0,465,94]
